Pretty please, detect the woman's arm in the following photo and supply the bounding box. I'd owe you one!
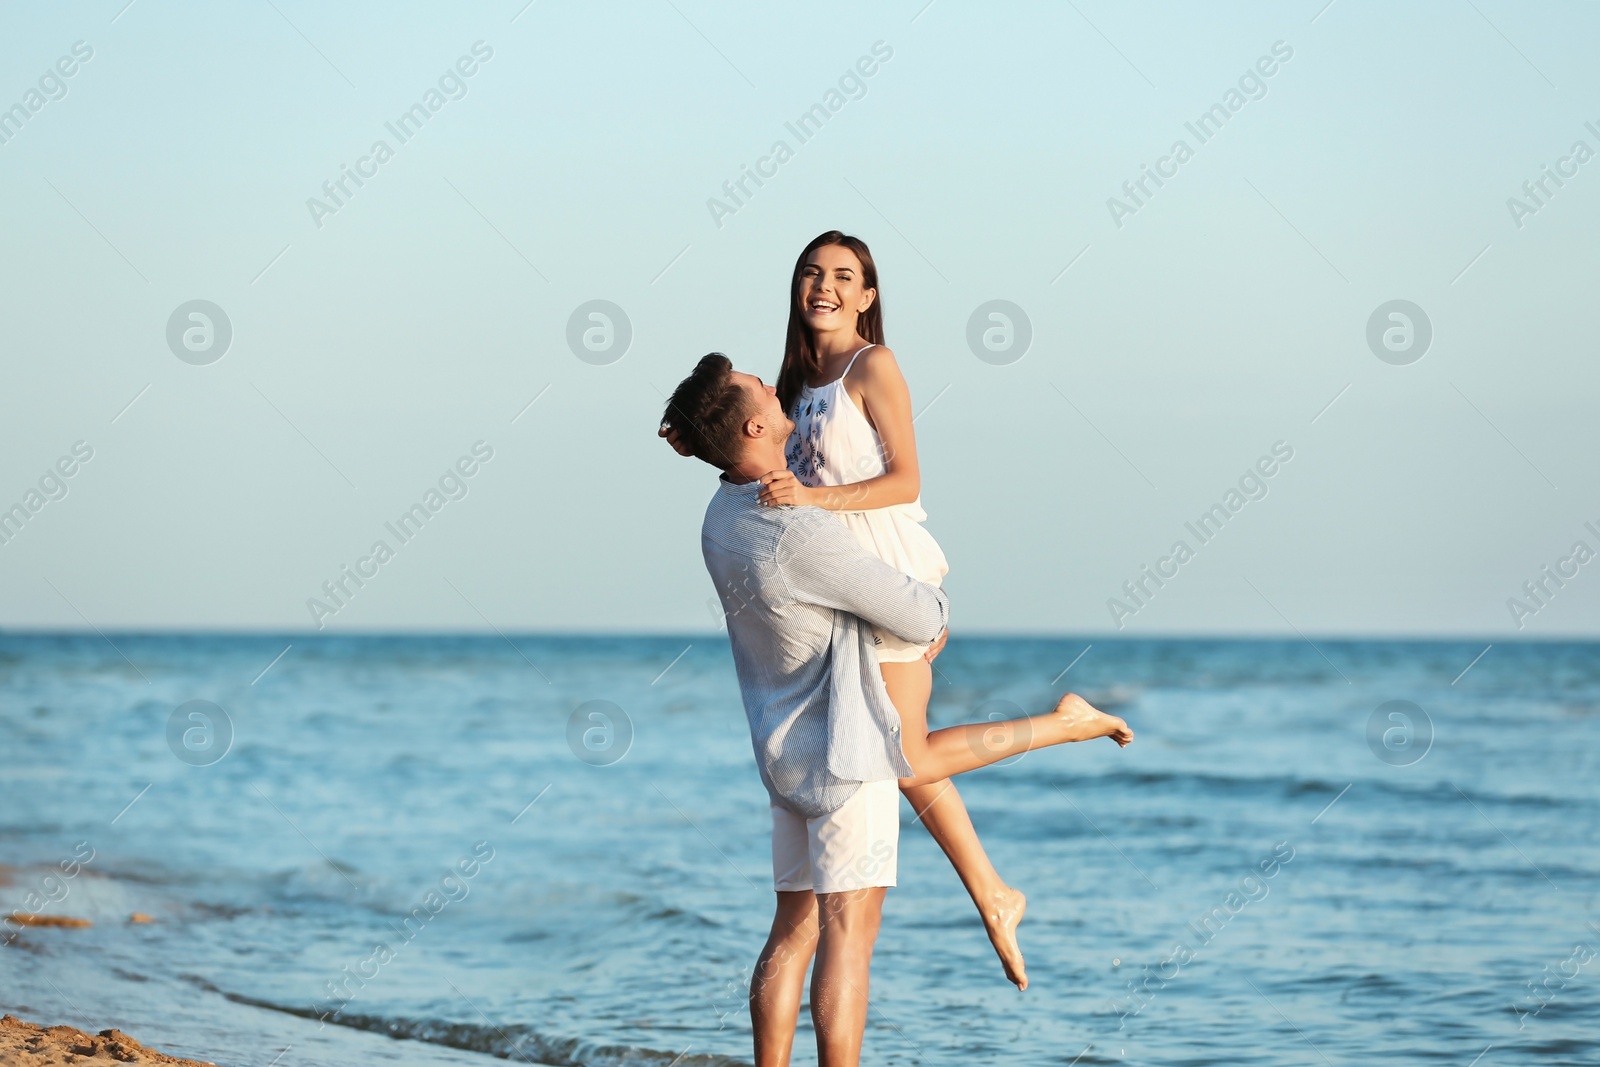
[758,346,923,511]
[777,508,947,643]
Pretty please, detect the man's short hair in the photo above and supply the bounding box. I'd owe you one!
[662,353,752,470]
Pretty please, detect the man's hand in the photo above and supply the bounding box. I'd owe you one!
[758,469,814,508]
[924,627,948,663]
[658,422,694,458]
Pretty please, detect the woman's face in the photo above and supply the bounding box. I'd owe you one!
[798,244,875,337]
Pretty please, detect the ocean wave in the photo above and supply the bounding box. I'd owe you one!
[185,979,749,1067]
[1032,766,1590,812]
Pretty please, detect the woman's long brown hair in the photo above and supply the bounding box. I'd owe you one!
[776,230,883,414]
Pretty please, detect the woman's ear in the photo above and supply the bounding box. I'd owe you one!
[858,287,876,312]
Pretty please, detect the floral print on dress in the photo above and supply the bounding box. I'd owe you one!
[788,393,829,484]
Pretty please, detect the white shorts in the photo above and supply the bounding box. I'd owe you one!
[771,779,900,894]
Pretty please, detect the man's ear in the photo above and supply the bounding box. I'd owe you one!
[743,413,769,441]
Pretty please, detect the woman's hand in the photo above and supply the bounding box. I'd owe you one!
[757,469,814,508]
[658,422,694,458]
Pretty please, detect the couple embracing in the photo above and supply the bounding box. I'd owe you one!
[659,230,1133,1067]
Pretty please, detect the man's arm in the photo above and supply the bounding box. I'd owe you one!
[775,510,947,643]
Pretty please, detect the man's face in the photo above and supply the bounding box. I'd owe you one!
[731,370,793,443]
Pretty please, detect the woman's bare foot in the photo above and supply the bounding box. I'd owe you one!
[1050,693,1134,747]
[981,885,1028,990]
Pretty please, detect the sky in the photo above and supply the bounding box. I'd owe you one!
[1,0,1597,638]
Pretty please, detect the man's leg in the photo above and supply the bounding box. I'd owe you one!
[751,890,820,1067]
[811,886,886,1067]
[803,778,899,1067]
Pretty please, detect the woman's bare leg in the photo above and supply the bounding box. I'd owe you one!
[899,688,1133,789]
[882,659,1031,990]
[901,778,1030,990]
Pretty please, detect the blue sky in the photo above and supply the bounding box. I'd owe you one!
[1,1,1596,636]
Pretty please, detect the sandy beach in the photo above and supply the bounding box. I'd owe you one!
[0,1015,219,1066]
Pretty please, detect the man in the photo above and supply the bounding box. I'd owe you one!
[662,352,947,1067]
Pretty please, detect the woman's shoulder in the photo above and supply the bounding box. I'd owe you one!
[849,343,904,384]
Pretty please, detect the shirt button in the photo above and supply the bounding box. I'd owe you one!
[890,725,900,733]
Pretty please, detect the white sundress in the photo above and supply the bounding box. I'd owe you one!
[786,344,950,663]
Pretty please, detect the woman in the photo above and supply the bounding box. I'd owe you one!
[663,230,1132,990]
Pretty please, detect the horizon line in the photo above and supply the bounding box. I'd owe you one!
[0,627,1591,644]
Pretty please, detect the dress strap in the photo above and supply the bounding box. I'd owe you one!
[840,344,874,380]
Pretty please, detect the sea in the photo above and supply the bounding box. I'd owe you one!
[2,634,1597,1066]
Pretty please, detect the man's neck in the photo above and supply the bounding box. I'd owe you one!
[726,444,786,485]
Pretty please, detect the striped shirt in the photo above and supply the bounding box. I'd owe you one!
[702,477,949,818]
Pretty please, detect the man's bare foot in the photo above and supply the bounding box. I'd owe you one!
[1050,693,1134,747]
[981,885,1028,990]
